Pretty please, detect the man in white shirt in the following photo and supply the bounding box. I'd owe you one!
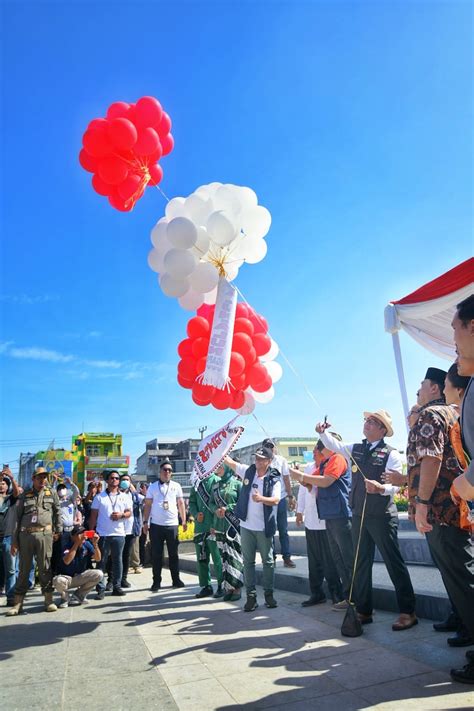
[143,462,187,592]
[89,470,132,599]
[228,447,281,612]
[262,439,296,568]
[316,410,417,631]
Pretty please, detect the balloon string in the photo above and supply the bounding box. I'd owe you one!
[155,184,171,202]
[251,412,273,441]
[231,283,324,413]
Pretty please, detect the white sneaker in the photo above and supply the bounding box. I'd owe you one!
[332,599,349,610]
[68,593,83,607]
[58,595,69,609]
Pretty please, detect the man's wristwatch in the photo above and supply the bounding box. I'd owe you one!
[415,496,431,505]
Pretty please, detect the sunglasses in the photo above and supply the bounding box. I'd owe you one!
[109,476,120,480]
[162,468,172,473]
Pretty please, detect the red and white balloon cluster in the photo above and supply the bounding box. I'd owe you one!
[177,302,282,413]
[79,96,174,212]
[148,182,271,310]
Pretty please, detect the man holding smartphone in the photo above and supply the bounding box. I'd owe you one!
[53,525,103,607]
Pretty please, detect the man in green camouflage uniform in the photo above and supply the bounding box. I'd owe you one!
[7,467,62,615]
[189,473,223,599]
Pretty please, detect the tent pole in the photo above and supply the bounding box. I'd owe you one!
[391,332,410,432]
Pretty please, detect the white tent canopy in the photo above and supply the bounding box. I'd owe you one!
[384,258,474,421]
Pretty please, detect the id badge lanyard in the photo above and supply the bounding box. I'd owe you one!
[160,483,170,511]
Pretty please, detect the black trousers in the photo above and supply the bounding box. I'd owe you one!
[426,524,474,640]
[305,528,343,602]
[351,513,415,616]
[325,518,354,599]
[150,523,180,586]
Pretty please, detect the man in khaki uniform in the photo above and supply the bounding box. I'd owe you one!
[7,467,62,615]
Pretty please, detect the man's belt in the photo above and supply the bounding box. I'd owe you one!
[20,524,52,533]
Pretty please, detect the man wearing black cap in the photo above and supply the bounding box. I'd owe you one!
[262,438,296,568]
[407,366,474,681]
[53,525,103,607]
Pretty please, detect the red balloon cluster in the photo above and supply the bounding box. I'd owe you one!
[79,96,174,212]
[177,302,273,411]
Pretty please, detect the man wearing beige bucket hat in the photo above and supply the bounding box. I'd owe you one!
[316,409,417,632]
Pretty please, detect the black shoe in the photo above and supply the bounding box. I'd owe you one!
[244,594,258,612]
[301,595,326,607]
[172,580,185,588]
[264,592,278,609]
[466,650,474,661]
[105,581,113,592]
[450,661,474,684]
[448,631,474,648]
[150,585,160,593]
[195,586,213,598]
[213,586,225,599]
[121,580,132,589]
[112,588,126,596]
[433,613,458,632]
[95,591,105,600]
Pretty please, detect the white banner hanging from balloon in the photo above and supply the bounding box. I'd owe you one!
[190,416,244,488]
[200,277,237,389]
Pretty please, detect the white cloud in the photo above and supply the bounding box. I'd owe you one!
[8,346,74,363]
[0,294,59,305]
[83,359,122,369]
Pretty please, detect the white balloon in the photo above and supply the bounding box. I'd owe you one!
[203,286,218,304]
[178,288,204,311]
[167,217,198,250]
[207,211,237,246]
[260,338,279,362]
[237,390,255,415]
[244,237,267,264]
[204,182,223,195]
[263,361,283,383]
[192,227,210,256]
[147,248,163,273]
[242,205,272,239]
[248,385,275,404]
[159,273,189,298]
[150,219,168,248]
[184,194,214,226]
[189,262,219,293]
[163,248,196,278]
[213,185,241,215]
[235,186,258,210]
[224,259,242,282]
[165,197,186,220]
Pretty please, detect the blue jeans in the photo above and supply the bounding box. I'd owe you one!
[97,536,125,591]
[1,536,17,601]
[275,497,291,559]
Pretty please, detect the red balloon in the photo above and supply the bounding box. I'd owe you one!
[106,102,131,120]
[108,193,133,212]
[135,96,163,128]
[252,315,269,335]
[197,304,215,321]
[192,382,215,406]
[248,363,268,389]
[229,352,246,378]
[178,357,197,380]
[230,372,246,390]
[234,318,254,338]
[252,374,272,393]
[160,133,174,156]
[98,156,129,185]
[212,388,232,410]
[178,338,193,358]
[82,126,113,157]
[231,390,245,409]
[187,316,210,340]
[118,173,143,201]
[245,347,257,366]
[134,127,160,156]
[92,173,114,196]
[156,111,172,136]
[196,356,207,374]
[232,332,253,355]
[147,142,163,164]
[235,303,250,319]
[192,338,209,359]
[177,373,194,390]
[87,118,108,132]
[79,149,98,173]
[148,163,163,186]
[253,333,271,356]
[107,118,138,151]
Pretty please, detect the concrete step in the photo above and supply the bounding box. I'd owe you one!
[178,552,449,622]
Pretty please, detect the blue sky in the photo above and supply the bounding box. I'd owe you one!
[1,0,472,472]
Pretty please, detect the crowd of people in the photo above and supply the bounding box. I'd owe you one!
[1,294,473,686]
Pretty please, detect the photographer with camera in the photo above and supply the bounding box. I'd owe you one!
[53,525,103,607]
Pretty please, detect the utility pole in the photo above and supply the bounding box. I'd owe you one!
[199,426,207,441]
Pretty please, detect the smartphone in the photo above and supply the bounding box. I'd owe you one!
[83,530,95,539]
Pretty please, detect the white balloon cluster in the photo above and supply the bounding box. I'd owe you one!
[147,182,271,310]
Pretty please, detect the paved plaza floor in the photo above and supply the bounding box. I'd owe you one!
[1,567,473,711]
